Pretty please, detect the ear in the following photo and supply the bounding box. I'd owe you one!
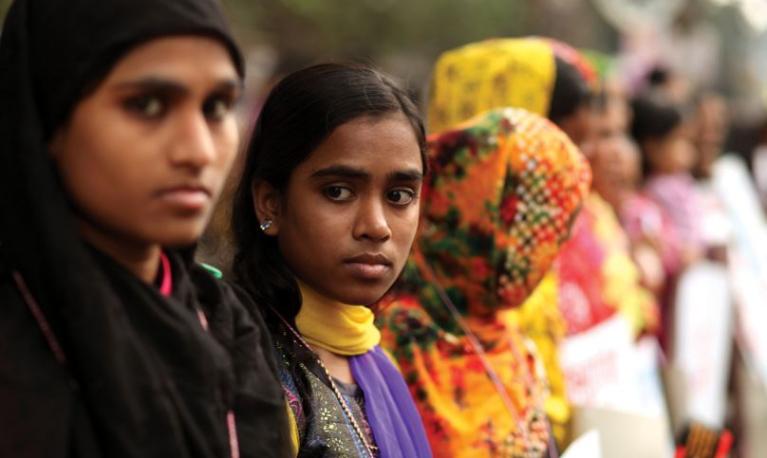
[252,180,282,236]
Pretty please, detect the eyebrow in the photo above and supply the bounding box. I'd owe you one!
[310,165,423,182]
[113,77,242,95]
[387,169,423,182]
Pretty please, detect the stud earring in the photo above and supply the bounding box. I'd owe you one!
[259,219,273,232]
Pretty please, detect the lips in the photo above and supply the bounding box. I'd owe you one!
[343,253,393,281]
[155,184,212,211]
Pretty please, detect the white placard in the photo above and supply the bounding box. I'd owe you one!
[672,262,733,428]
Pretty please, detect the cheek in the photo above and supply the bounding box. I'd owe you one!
[215,121,239,167]
[55,118,143,209]
[391,206,421,254]
[278,200,346,264]
[210,122,239,184]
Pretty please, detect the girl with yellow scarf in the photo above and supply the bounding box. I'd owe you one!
[230,63,432,458]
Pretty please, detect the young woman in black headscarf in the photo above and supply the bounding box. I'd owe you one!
[0,1,290,457]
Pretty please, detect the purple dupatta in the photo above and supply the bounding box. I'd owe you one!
[349,346,432,458]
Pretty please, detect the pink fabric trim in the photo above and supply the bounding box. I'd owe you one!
[227,410,240,458]
[158,251,173,297]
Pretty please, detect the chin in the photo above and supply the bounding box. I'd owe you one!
[333,283,391,306]
[152,225,205,248]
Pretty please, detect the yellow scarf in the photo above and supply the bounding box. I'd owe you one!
[294,282,381,356]
[428,37,555,134]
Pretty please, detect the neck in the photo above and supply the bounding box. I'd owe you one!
[310,344,354,384]
[78,220,161,284]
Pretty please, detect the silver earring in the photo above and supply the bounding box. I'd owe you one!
[259,219,273,232]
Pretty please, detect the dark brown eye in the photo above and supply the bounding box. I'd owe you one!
[324,186,353,201]
[125,95,165,118]
[387,188,415,206]
[203,96,233,121]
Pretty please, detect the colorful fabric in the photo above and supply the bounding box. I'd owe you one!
[427,37,599,447]
[275,340,377,458]
[580,49,615,85]
[559,193,656,336]
[378,108,590,457]
[291,283,431,458]
[427,37,600,136]
[509,194,657,449]
[643,173,704,255]
[296,282,381,356]
[158,251,173,297]
[545,39,599,89]
[619,192,683,278]
[519,194,656,338]
[428,37,556,133]
[350,347,433,458]
[500,274,570,442]
[417,109,590,315]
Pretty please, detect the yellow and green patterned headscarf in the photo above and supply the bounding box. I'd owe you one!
[428,37,556,134]
[428,37,599,135]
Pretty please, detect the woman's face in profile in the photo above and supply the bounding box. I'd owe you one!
[50,36,241,248]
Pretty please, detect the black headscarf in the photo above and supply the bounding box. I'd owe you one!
[0,1,289,457]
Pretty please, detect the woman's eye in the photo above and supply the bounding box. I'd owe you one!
[387,189,415,206]
[324,186,354,201]
[125,95,165,119]
[203,96,233,122]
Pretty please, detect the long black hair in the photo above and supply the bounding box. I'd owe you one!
[231,63,426,325]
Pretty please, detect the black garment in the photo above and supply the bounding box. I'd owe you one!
[0,250,291,458]
[0,0,290,456]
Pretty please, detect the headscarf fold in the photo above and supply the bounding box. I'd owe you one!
[0,1,289,457]
[295,283,432,458]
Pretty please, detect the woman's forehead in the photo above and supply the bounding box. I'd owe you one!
[102,36,239,84]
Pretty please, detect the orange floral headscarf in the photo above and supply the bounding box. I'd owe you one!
[377,108,590,457]
[414,107,591,318]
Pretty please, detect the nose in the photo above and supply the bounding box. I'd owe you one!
[168,110,217,170]
[352,195,392,242]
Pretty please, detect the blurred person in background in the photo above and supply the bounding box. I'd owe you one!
[691,92,731,263]
[387,36,657,452]
[750,118,767,209]
[692,92,729,182]
[378,107,590,458]
[586,89,669,300]
[423,36,596,448]
[631,92,703,267]
[0,0,291,456]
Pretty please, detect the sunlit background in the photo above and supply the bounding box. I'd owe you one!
[4,0,766,125]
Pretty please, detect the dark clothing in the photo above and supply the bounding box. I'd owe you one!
[269,320,377,458]
[0,250,291,458]
[0,0,290,456]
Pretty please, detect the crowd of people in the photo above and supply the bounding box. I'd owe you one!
[1,0,762,457]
